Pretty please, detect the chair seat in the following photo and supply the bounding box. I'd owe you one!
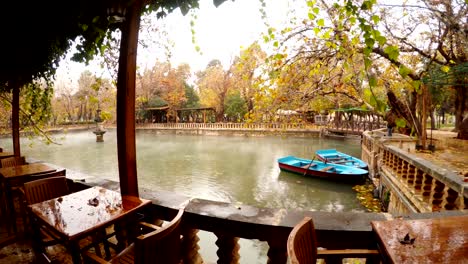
[110,243,135,264]
[288,217,380,264]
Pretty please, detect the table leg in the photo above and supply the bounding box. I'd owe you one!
[114,222,127,252]
[30,214,46,253]
[69,241,82,264]
[5,181,17,234]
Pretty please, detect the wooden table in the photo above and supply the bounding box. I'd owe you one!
[371,215,468,264]
[0,163,57,233]
[29,186,151,263]
[0,151,14,159]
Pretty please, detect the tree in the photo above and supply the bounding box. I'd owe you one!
[224,90,248,122]
[197,60,233,121]
[51,81,76,124]
[260,22,378,121]
[183,84,200,108]
[231,42,267,112]
[264,0,466,142]
[137,61,191,120]
[377,1,466,130]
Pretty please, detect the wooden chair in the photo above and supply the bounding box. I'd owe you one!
[287,217,380,264]
[0,156,26,224]
[84,208,184,264]
[287,217,318,264]
[18,170,67,228]
[28,169,66,182]
[0,156,26,168]
[23,176,69,205]
[23,176,70,252]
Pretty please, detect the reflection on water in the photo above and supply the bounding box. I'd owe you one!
[0,129,366,263]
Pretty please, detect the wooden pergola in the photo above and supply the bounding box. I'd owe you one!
[143,106,170,123]
[176,107,215,123]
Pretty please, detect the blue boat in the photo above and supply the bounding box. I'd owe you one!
[277,156,368,182]
[315,149,368,170]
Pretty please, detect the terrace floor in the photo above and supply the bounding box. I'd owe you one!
[0,211,74,263]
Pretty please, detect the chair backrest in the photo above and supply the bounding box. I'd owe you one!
[23,176,69,205]
[135,208,184,264]
[30,169,66,181]
[287,217,318,264]
[1,156,26,168]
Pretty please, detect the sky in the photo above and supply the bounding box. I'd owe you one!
[55,0,299,90]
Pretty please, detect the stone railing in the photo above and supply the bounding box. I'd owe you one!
[327,120,386,134]
[139,122,319,131]
[362,130,468,214]
[67,178,385,264]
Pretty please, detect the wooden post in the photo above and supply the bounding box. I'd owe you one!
[12,85,20,157]
[116,0,143,197]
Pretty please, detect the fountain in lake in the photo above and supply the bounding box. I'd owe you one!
[92,108,106,142]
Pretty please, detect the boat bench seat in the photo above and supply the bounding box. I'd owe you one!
[320,166,334,172]
[326,157,343,161]
[301,164,317,169]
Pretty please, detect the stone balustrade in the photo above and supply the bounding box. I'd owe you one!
[327,120,386,135]
[362,130,468,214]
[140,122,318,131]
[67,178,386,264]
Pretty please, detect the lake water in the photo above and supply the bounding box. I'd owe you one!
[0,129,366,263]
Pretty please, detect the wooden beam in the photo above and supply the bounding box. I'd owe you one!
[116,0,143,197]
[12,85,20,157]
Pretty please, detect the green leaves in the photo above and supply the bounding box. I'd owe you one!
[368,75,377,87]
[384,45,400,61]
[365,37,375,47]
[371,15,380,24]
[376,35,387,46]
[398,65,411,78]
[411,80,421,90]
[395,118,406,128]
[317,18,325,27]
[360,0,376,10]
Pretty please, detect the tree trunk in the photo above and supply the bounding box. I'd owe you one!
[430,110,436,130]
[454,85,467,132]
[12,84,21,157]
[420,85,427,148]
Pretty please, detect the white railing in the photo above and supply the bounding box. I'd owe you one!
[139,122,320,130]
